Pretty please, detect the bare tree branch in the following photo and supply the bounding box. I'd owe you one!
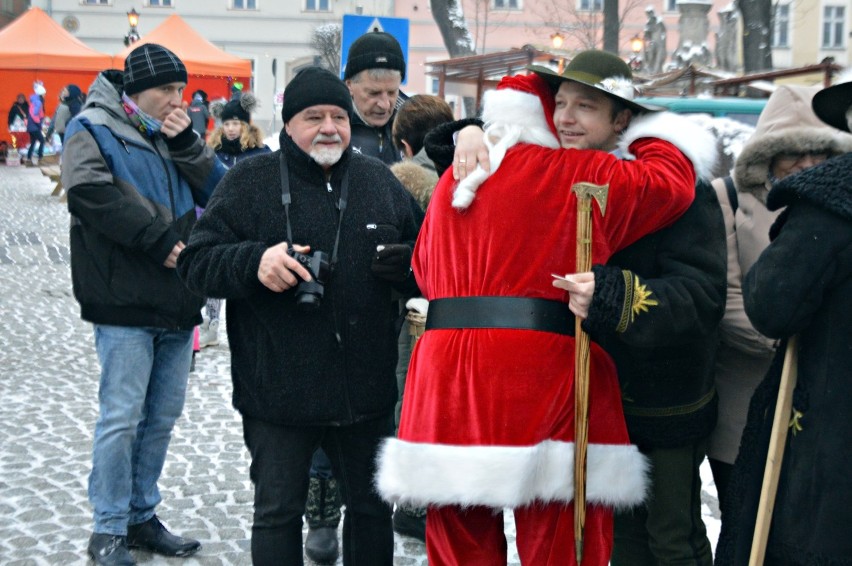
[311,23,342,74]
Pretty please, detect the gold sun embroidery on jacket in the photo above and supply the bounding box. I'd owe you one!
[630,275,659,322]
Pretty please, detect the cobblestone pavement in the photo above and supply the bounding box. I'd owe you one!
[0,165,720,565]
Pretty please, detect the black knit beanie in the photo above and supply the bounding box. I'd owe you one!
[221,97,251,123]
[343,31,406,81]
[282,67,353,123]
[124,43,188,96]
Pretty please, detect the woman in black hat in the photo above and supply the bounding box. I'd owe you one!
[208,92,270,169]
[716,70,852,565]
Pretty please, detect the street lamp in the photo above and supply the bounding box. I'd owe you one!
[629,34,644,71]
[124,9,140,47]
[630,34,644,55]
[551,32,566,74]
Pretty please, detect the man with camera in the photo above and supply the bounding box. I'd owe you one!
[177,66,423,565]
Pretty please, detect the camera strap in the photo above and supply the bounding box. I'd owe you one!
[279,153,349,270]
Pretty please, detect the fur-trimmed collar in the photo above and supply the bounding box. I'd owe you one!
[390,159,437,210]
[451,74,718,210]
[767,152,852,221]
[734,127,852,205]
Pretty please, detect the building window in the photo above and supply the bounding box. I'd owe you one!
[232,0,257,9]
[493,0,522,9]
[305,0,330,11]
[772,4,789,48]
[822,6,845,48]
[148,0,172,6]
[578,0,602,12]
[665,0,677,12]
[83,0,111,4]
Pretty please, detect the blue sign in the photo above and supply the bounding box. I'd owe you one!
[340,14,410,85]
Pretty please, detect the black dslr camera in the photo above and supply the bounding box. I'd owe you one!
[287,248,330,310]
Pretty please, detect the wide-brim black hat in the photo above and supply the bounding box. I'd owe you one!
[812,73,852,132]
[528,50,657,114]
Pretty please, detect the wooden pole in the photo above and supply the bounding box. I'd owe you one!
[571,182,609,564]
[749,335,799,565]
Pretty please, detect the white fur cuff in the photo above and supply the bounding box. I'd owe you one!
[618,111,718,181]
[376,438,649,510]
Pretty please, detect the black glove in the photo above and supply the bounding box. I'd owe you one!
[371,244,413,283]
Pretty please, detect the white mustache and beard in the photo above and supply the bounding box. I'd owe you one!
[309,133,344,166]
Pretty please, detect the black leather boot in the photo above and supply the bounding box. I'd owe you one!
[304,477,341,564]
[87,533,136,566]
[392,504,427,542]
[126,515,200,557]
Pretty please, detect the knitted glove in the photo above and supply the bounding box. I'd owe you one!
[371,244,413,283]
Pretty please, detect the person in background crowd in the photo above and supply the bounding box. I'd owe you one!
[208,93,270,169]
[26,81,46,166]
[391,94,453,192]
[706,83,852,521]
[197,93,271,350]
[344,31,407,165]
[187,90,209,140]
[384,93,454,543]
[8,93,29,134]
[177,66,423,566]
[715,72,852,566]
[379,50,717,565]
[61,43,226,566]
[50,84,84,145]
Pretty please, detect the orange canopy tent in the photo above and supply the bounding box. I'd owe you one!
[0,7,113,147]
[113,14,252,105]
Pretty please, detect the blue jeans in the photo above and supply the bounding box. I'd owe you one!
[89,324,193,535]
[242,414,395,566]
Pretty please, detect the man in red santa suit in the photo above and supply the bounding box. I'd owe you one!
[376,50,717,565]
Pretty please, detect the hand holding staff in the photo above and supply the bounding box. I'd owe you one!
[571,182,609,564]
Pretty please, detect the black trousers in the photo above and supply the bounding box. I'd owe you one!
[242,414,394,566]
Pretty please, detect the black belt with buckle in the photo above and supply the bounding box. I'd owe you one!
[425,296,575,336]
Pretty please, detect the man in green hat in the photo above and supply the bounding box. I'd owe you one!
[378,49,718,564]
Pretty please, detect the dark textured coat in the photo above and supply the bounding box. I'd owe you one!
[177,131,423,426]
[586,179,726,448]
[716,152,852,565]
[349,110,400,165]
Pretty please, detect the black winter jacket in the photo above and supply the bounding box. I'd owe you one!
[349,110,400,165]
[585,180,726,448]
[63,70,225,329]
[178,131,424,425]
[717,152,852,566]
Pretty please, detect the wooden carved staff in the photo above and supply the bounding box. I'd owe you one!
[571,181,609,564]
[749,335,799,565]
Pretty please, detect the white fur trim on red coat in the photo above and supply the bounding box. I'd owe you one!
[376,438,649,510]
[618,111,718,181]
[452,88,559,209]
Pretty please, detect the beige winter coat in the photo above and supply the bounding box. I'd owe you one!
[708,84,852,464]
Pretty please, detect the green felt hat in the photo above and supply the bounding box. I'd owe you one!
[529,50,656,114]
